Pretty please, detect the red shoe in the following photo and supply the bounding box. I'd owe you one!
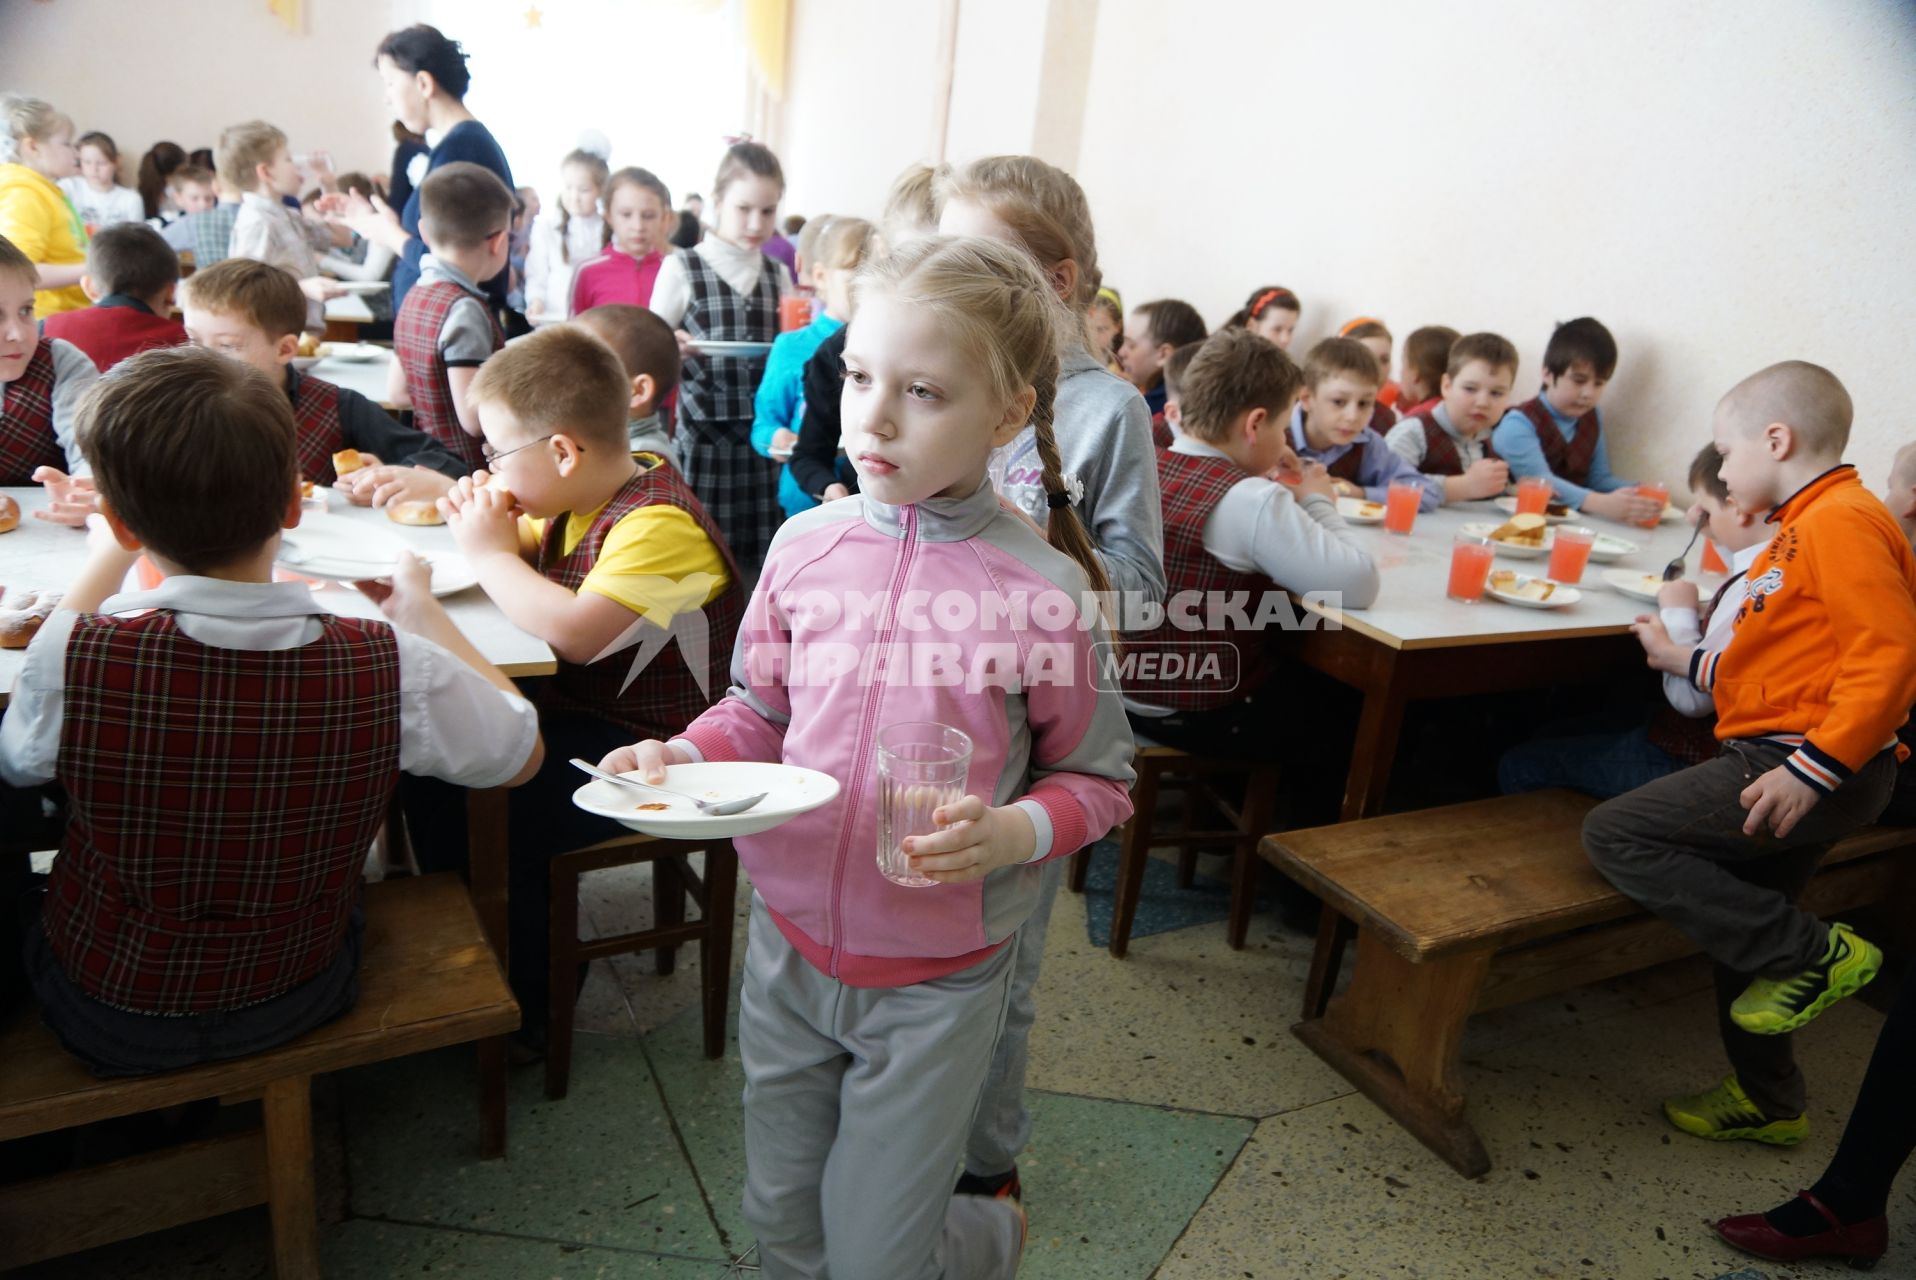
[1714,1191,1888,1269]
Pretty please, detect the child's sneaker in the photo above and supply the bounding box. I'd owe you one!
[1663,1075,1808,1146]
[1730,922,1882,1036]
[954,1166,1021,1202]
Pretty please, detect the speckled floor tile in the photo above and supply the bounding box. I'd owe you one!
[338,1039,726,1258]
[323,1217,732,1276]
[1153,988,1911,1280]
[588,858,755,1035]
[644,998,751,1253]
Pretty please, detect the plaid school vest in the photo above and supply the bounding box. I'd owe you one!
[535,460,746,738]
[290,372,350,484]
[45,612,402,1014]
[1368,401,1396,434]
[1408,409,1497,476]
[395,279,499,474]
[678,249,780,426]
[1327,442,1366,484]
[1151,412,1174,451]
[1516,397,1601,486]
[0,338,69,483]
[1127,451,1279,712]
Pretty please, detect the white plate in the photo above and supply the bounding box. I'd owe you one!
[291,355,321,372]
[1461,520,1554,559]
[1335,496,1387,525]
[1492,495,1576,524]
[1586,533,1640,563]
[689,339,774,357]
[1486,573,1581,610]
[1602,568,1667,603]
[276,512,473,595]
[571,762,841,839]
[316,341,384,362]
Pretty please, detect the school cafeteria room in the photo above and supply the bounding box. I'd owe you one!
[0,0,1912,1276]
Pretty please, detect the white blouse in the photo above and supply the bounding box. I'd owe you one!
[58,178,146,229]
[524,210,605,318]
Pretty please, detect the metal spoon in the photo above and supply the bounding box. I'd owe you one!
[569,758,767,817]
[1662,524,1703,582]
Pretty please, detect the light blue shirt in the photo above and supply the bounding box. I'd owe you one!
[752,310,845,518]
[1490,393,1630,507]
[1290,406,1441,510]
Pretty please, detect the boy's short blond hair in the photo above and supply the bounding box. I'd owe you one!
[1302,336,1383,391]
[572,305,680,399]
[216,120,286,192]
[1446,332,1519,379]
[182,258,307,341]
[1717,360,1852,456]
[0,234,36,291]
[469,325,629,451]
[418,161,515,251]
[1179,328,1304,445]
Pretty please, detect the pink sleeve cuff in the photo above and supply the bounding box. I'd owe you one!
[1023,785,1089,862]
[679,723,742,764]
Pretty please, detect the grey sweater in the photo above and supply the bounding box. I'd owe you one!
[987,347,1166,626]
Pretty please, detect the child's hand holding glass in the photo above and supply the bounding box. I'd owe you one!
[900,796,1036,885]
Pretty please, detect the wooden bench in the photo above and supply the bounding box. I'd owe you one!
[0,874,518,1278]
[1260,789,1916,1178]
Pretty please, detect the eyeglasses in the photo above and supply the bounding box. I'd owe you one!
[481,433,557,465]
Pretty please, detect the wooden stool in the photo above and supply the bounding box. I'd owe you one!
[545,835,738,1100]
[1068,745,1279,958]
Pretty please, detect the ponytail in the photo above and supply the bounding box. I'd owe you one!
[1026,356,1113,612]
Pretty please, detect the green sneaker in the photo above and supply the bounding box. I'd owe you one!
[1731,922,1882,1036]
[1663,1075,1808,1146]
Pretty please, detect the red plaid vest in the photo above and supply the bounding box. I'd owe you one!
[395,279,499,474]
[1327,442,1366,484]
[1368,400,1397,434]
[1127,451,1279,711]
[289,371,350,485]
[45,611,402,1014]
[1516,397,1601,486]
[535,459,745,738]
[1408,409,1497,476]
[678,249,780,426]
[0,338,70,483]
[1151,412,1173,451]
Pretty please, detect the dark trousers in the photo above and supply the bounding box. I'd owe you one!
[1583,738,1898,1117]
[1815,969,1916,1220]
[403,710,639,1026]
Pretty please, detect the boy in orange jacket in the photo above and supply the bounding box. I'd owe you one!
[1584,361,1916,1149]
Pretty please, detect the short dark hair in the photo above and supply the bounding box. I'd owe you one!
[1688,442,1729,502]
[0,234,36,290]
[86,223,179,299]
[1135,298,1207,350]
[1404,325,1460,392]
[573,305,681,399]
[1180,327,1303,444]
[182,258,308,341]
[1162,340,1205,401]
[80,346,296,574]
[1447,332,1520,379]
[1303,336,1383,391]
[713,142,785,200]
[374,24,471,99]
[75,130,119,162]
[1542,316,1618,380]
[468,325,630,452]
[418,161,514,250]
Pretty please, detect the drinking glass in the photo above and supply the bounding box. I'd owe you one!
[1447,535,1495,603]
[1633,482,1670,530]
[876,722,973,888]
[1515,475,1553,516]
[1547,525,1596,583]
[1385,476,1423,535]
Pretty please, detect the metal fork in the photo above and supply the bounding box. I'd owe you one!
[569,758,767,816]
[1662,525,1703,582]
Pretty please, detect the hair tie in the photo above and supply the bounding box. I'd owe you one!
[1248,288,1296,321]
[1340,315,1383,336]
[1097,285,1122,308]
[1046,490,1073,510]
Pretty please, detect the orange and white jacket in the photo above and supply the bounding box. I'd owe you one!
[1692,466,1916,795]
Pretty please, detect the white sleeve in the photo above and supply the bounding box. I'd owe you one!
[0,609,79,786]
[394,630,540,787]
[49,339,100,477]
[1207,480,1381,609]
[524,219,558,312]
[649,252,691,327]
[1659,605,1714,717]
[1384,419,1427,467]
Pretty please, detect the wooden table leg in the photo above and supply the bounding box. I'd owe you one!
[1302,908,1355,1020]
[701,842,738,1060]
[1338,655,1409,823]
[1293,930,1493,1178]
[465,787,511,1159]
[261,1074,320,1280]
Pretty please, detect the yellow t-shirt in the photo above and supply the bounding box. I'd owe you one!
[530,457,731,625]
[0,164,89,318]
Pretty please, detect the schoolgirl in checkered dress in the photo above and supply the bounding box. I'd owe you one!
[648,141,794,576]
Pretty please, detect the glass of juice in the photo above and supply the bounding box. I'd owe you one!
[1385,477,1423,535]
[1547,525,1596,583]
[1515,475,1553,516]
[1447,534,1495,604]
[875,722,973,888]
[1633,482,1670,530]
[779,294,815,333]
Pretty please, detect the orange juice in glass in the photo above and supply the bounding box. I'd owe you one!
[779,294,814,332]
[1515,475,1553,516]
[1384,476,1422,535]
[1447,534,1495,603]
[1547,525,1596,583]
[1632,482,1669,529]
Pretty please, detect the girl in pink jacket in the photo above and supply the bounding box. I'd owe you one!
[604,236,1135,1278]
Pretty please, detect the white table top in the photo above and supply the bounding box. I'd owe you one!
[0,487,555,704]
[305,347,394,407]
[323,294,375,324]
[1301,497,1717,650]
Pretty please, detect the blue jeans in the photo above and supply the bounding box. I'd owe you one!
[1497,723,1682,800]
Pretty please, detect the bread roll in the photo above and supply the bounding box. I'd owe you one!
[484,474,515,506]
[0,588,60,648]
[386,500,444,527]
[332,448,366,478]
[0,494,18,533]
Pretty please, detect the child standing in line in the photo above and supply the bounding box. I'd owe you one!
[1227,285,1301,350]
[570,167,674,314]
[59,132,145,231]
[1291,336,1438,508]
[752,215,872,519]
[524,147,607,320]
[1397,324,1459,417]
[0,234,98,483]
[601,235,1135,1279]
[648,141,795,576]
[1087,287,1123,374]
[1584,361,1916,1150]
[1384,331,1514,503]
[1117,297,1207,417]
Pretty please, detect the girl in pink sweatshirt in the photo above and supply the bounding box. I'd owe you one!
[602,236,1135,1278]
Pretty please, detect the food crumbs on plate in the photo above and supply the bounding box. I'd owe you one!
[635,802,670,811]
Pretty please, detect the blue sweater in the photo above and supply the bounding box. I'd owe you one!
[1490,393,1629,507]
[752,310,845,518]
[393,121,514,310]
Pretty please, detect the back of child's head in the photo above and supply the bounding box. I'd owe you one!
[1541,316,1618,379]
[713,140,784,199]
[1340,317,1390,344]
[216,120,286,192]
[812,214,874,272]
[138,141,186,218]
[1134,299,1207,351]
[1687,441,1732,503]
[87,223,179,300]
[79,346,296,573]
[0,93,72,159]
[1716,360,1852,456]
[573,305,680,399]
[1227,285,1300,329]
[75,131,119,166]
[1446,331,1519,379]
[935,155,1103,313]
[855,234,1110,600]
[794,213,833,271]
[1161,339,1205,404]
[0,234,37,292]
[1303,336,1384,391]
[418,160,515,250]
[1180,328,1302,444]
[181,257,307,340]
[880,163,941,241]
[469,324,629,452]
[1404,325,1460,391]
[335,170,376,201]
